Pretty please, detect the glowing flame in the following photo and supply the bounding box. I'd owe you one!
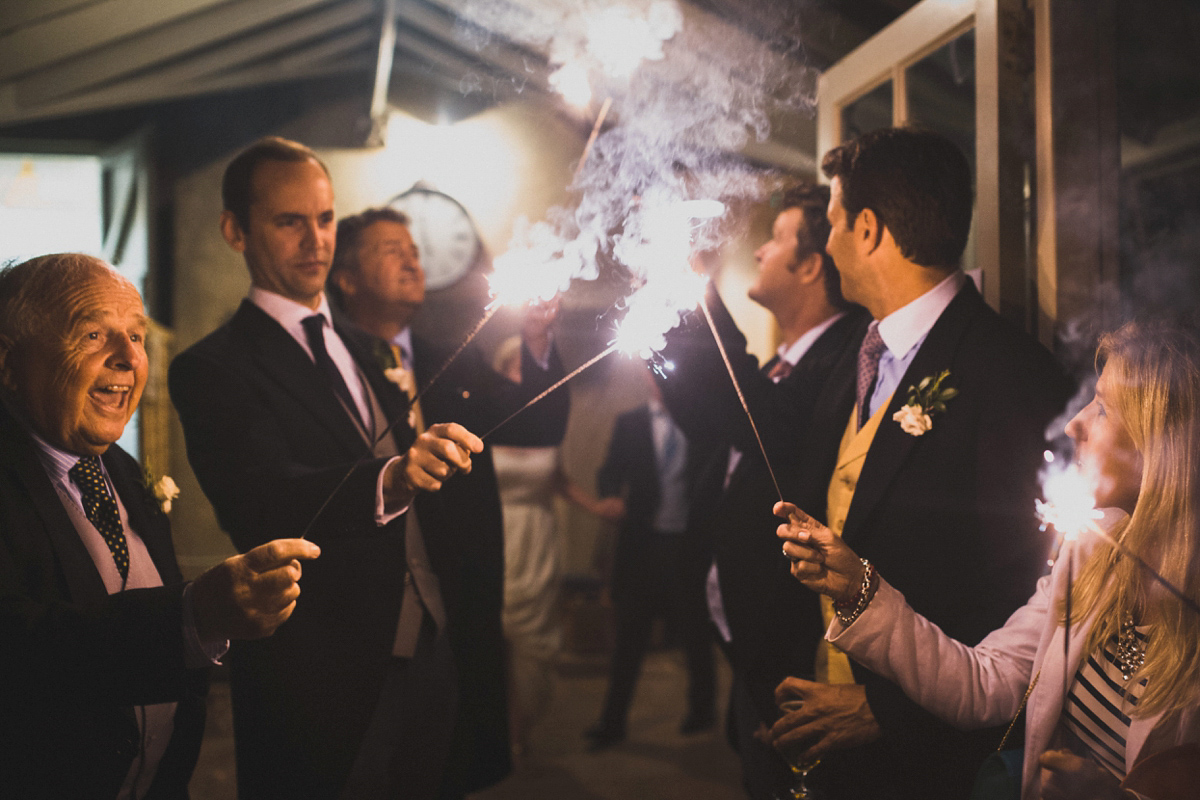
[548,62,592,108]
[610,195,724,356]
[488,218,595,308]
[1036,451,1104,541]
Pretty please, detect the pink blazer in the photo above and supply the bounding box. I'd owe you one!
[828,510,1200,800]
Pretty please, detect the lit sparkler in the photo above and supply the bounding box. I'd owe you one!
[1037,452,1200,616]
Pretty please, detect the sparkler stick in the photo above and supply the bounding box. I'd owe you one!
[574,96,613,179]
[1082,517,1200,617]
[298,304,502,539]
[480,343,619,441]
[697,294,783,503]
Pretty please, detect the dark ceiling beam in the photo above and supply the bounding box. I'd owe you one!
[10,0,374,109]
[0,0,234,80]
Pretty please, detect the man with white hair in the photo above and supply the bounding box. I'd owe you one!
[0,252,318,799]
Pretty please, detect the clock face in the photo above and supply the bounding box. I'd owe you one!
[388,189,481,291]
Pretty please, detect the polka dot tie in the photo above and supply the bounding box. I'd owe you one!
[69,455,129,580]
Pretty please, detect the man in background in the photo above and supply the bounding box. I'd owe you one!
[328,206,569,795]
[584,370,716,750]
[658,183,867,799]
[766,127,1071,800]
[171,137,481,799]
[0,252,317,798]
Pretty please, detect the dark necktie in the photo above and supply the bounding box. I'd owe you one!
[855,324,888,430]
[69,455,129,580]
[302,314,364,429]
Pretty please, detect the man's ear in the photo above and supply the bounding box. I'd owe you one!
[332,268,357,300]
[219,210,247,253]
[792,251,825,284]
[855,208,884,255]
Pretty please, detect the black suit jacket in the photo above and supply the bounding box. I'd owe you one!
[799,280,1072,800]
[404,331,568,795]
[596,404,709,602]
[658,286,869,721]
[0,402,207,799]
[169,300,455,800]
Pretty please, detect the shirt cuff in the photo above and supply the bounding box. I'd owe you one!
[376,455,409,526]
[181,582,229,668]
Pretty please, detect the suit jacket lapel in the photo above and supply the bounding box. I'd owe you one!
[0,405,109,602]
[231,301,368,458]
[841,283,982,546]
[104,448,182,585]
[337,321,416,452]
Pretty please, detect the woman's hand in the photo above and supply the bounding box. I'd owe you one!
[1038,749,1125,800]
[774,501,865,604]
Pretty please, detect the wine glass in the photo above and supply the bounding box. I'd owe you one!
[776,697,821,800]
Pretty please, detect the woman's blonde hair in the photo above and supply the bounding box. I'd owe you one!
[1069,319,1200,717]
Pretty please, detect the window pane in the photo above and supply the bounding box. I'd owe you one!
[907,29,976,171]
[841,81,893,142]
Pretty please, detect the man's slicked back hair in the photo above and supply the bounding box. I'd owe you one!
[821,127,973,270]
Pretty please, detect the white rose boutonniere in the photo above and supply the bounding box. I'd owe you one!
[144,471,180,513]
[892,369,958,437]
[383,367,419,429]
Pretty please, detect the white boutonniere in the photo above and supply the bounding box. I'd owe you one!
[892,369,958,436]
[144,471,180,513]
[383,367,419,429]
[384,367,414,395]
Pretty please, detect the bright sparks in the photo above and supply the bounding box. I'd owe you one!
[611,196,724,356]
[549,62,592,108]
[1036,451,1105,541]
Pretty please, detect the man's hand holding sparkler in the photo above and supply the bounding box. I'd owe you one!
[763,501,883,761]
[384,422,483,509]
[774,501,866,605]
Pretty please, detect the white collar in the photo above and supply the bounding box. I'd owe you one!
[876,271,966,359]
[777,311,846,366]
[248,287,334,331]
[388,327,415,368]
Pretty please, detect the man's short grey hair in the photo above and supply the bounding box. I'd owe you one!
[0,253,121,346]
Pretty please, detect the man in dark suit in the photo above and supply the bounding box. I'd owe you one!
[766,128,1071,800]
[583,373,715,750]
[327,206,569,795]
[0,252,317,799]
[170,138,482,800]
[656,184,868,799]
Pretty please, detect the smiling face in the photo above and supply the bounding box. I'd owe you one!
[3,262,147,455]
[223,157,336,310]
[1066,364,1144,513]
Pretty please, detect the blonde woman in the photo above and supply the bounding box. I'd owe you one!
[773,320,1200,800]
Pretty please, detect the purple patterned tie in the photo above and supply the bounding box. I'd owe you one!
[855,324,887,430]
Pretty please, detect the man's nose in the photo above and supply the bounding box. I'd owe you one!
[108,334,144,370]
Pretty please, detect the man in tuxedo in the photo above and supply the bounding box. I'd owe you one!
[0,252,318,799]
[656,184,868,799]
[766,128,1071,799]
[170,137,483,800]
[327,206,568,795]
[583,373,715,750]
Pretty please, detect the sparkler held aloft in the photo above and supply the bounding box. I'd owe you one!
[774,319,1200,800]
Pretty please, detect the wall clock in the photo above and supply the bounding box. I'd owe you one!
[387,182,482,290]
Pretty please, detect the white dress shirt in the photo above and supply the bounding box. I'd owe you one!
[246,288,404,525]
[865,270,966,419]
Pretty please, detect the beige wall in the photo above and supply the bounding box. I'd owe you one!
[166,98,778,579]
